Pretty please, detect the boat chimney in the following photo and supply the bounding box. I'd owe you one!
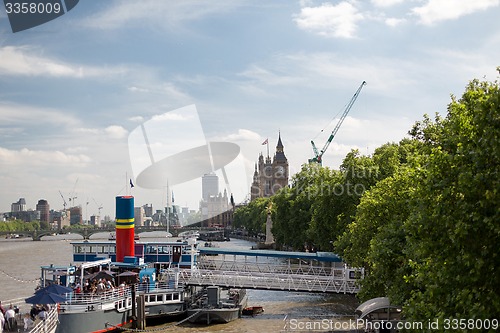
[115,196,135,262]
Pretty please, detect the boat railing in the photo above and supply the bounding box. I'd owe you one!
[137,281,180,293]
[64,286,133,304]
[29,306,58,333]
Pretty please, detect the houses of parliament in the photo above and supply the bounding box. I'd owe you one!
[250,133,289,200]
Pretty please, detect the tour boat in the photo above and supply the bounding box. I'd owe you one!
[27,237,198,333]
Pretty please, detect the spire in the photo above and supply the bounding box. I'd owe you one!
[274,132,287,162]
[277,131,283,149]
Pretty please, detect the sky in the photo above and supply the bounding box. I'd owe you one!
[1,0,499,220]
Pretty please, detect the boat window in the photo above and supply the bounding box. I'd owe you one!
[173,293,179,300]
[150,295,156,302]
[166,294,172,301]
[116,300,125,310]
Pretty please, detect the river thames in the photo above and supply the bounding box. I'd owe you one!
[0,234,359,332]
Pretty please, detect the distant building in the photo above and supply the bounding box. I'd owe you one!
[202,173,219,201]
[251,133,289,200]
[134,206,145,227]
[11,198,26,212]
[69,206,82,225]
[89,215,100,226]
[143,204,153,217]
[53,210,71,229]
[36,199,50,223]
[200,189,230,222]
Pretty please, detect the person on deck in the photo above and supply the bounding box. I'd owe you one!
[23,313,34,332]
[0,310,4,333]
[5,305,16,331]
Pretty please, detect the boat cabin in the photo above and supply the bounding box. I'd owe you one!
[71,240,197,268]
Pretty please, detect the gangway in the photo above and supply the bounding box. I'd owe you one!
[178,248,362,294]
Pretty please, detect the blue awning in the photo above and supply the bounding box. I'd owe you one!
[198,247,342,262]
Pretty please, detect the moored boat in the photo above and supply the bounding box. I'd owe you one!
[186,286,247,325]
[25,196,200,333]
[242,305,264,316]
[27,238,199,333]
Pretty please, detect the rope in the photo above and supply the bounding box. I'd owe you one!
[0,269,38,283]
[105,310,202,332]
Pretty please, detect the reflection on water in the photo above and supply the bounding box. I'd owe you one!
[0,233,359,332]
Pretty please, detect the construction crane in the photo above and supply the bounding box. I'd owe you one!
[93,198,103,216]
[68,178,79,207]
[309,81,367,164]
[59,190,68,210]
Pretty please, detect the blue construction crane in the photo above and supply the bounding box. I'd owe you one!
[309,81,367,164]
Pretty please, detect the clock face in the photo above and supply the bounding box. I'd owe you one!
[277,166,284,175]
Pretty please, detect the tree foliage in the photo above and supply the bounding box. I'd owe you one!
[403,79,500,324]
[0,219,40,232]
[233,197,270,236]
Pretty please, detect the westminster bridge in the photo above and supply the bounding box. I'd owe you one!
[0,225,221,241]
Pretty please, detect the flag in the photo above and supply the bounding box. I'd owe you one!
[172,191,175,203]
[262,138,268,145]
[230,193,235,207]
[130,179,134,188]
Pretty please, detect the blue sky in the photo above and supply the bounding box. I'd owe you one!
[1,0,499,219]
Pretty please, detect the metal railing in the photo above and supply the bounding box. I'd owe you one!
[63,286,132,304]
[179,268,360,294]
[29,306,58,333]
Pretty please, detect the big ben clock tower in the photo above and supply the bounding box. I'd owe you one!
[272,132,288,192]
[250,133,289,200]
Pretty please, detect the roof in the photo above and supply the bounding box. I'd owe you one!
[198,247,342,262]
[355,297,401,319]
[276,133,283,148]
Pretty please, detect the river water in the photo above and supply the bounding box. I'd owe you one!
[0,234,359,332]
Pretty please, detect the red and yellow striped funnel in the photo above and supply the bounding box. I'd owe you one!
[115,196,135,262]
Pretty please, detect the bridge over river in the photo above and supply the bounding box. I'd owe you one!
[179,247,362,294]
[0,225,220,241]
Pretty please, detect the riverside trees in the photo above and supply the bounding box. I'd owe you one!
[234,74,500,327]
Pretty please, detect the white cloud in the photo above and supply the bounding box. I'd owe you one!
[385,17,406,27]
[412,0,499,25]
[129,116,145,123]
[151,111,194,122]
[0,102,80,127]
[0,147,91,166]
[128,86,149,93]
[293,2,364,38]
[371,0,404,7]
[0,46,128,78]
[105,125,128,139]
[215,129,262,141]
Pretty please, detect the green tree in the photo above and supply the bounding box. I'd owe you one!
[233,197,270,236]
[337,168,416,304]
[404,78,500,325]
[310,149,381,252]
[272,163,330,250]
